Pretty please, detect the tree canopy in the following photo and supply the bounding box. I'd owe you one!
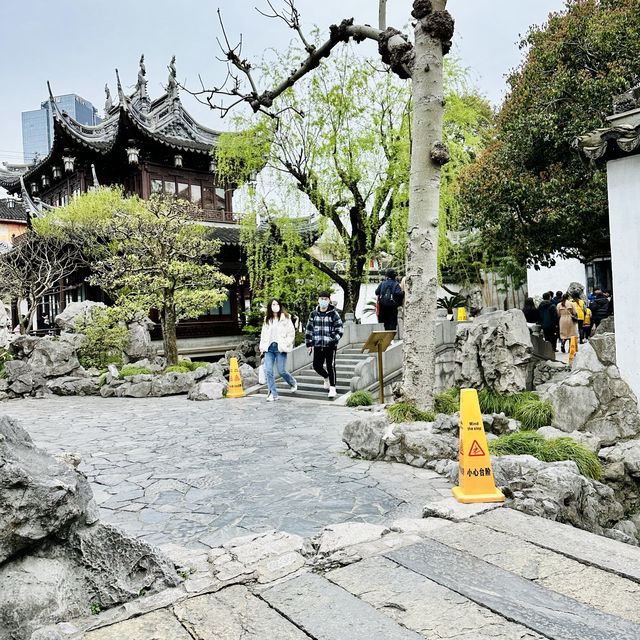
[459,0,640,267]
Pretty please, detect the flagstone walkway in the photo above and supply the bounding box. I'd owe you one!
[2,395,453,549]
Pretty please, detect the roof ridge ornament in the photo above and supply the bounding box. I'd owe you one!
[136,54,149,106]
[166,55,179,102]
[104,84,113,115]
[115,69,127,111]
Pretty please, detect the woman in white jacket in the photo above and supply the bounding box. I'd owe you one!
[259,299,297,402]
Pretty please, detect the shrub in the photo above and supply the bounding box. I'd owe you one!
[76,308,128,370]
[387,400,435,423]
[120,365,153,377]
[489,432,602,480]
[434,387,460,414]
[97,372,107,387]
[164,364,191,374]
[188,361,210,370]
[513,396,554,429]
[0,350,12,379]
[346,390,374,407]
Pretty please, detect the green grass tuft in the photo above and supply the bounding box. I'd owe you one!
[434,387,460,414]
[538,437,602,481]
[187,361,210,370]
[163,364,191,374]
[387,400,435,423]
[488,431,545,456]
[513,396,554,429]
[120,365,153,377]
[489,432,602,480]
[346,390,374,407]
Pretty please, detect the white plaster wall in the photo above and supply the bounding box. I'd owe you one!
[527,258,586,298]
[607,156,640,401]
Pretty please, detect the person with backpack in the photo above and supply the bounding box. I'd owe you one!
[305,291,344,399]
[589,291,610,329]
[375,269,404,333]
[571,292,587,343]
[537,292,558,351]
[583,305,593,340]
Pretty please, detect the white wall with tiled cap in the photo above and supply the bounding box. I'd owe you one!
[606,154,639,401]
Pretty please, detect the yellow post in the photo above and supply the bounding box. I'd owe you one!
[452,388,505,504]
[226,357,245,398]
[568,336,578,364]
[456,307,468,322]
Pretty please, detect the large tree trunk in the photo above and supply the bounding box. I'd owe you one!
[343,256,366,316]
[160,295,179,366]
[402,0,452,409]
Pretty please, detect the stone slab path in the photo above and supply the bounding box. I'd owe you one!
[1,395,452,549]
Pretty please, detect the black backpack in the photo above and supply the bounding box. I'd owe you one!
[380,281,399,308]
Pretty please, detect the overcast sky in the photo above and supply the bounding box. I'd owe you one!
[0,0,566,166]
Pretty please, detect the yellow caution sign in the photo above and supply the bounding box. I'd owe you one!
[456,307,468,322]
[226,357,245,398]
[568,336,578,364]
[452,388,505,504]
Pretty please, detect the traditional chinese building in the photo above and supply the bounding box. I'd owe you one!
[0,56,249,340]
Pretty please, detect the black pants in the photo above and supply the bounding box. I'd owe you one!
[543,328,557,351]
[378,306,399,332]
[577,319,584,342]
[313,346,337,386]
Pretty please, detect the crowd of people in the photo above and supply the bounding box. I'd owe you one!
[522,288,613,353]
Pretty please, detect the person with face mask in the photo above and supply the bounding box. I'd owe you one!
[304,290,344,398]
[259,298,297,402]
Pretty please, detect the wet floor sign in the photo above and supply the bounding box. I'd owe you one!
[226,357,245,398]
[452,388,505,504]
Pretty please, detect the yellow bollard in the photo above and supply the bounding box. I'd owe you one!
[452,388,505,504]
[568,336,578,364]
[456,307,468,322]
[226,357,245,398]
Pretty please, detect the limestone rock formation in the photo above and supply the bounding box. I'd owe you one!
[0,415,180,640]
[540,338,640,447]
[0,303,9,349]
[454,309,533,394]
[188,377,228,401]
[54,301,106,332]
[123,319,156,362]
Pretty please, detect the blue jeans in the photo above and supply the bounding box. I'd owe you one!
[264,342,296,397]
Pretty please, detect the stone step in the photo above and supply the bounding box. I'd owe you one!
[275,382,350,393]
[423,519,640,625]
[261,572,424,640]
[386,540,640,640]
[256,388,340,401]
[471,508,640,584]
[327,556,546,640]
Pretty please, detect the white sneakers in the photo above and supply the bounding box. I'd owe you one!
[291,381,298,393]
[323,378,330,390]
[266,394,277,402]
[328,386,337,398]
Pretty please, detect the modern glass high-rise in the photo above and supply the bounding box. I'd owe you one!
[22,94,100,163]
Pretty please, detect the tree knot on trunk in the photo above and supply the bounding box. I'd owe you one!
[422,11,455,54]
[329,18,355,44]
[411,0,433,20]
[378,28,414,80]
[430,142,450,166]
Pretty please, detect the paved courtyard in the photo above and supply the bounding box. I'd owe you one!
[2,395,452,549]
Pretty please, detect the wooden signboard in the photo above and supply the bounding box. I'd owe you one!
[362,330,397,404]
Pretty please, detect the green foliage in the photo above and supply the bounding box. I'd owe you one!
[489,432,602,480]
[163,364,191,374]
[97,372,107,387]
[346,390,374,407]
[478,389,546,421]
[89,603,101,615]
[434,387,460,415]
[120,365,153,377]
[459,1,640,265]
[188,361,210,371]
[0,350,12,379]
[437,294,467,313]
[513,396,555,430]
[387,401,435,424]
[76,307,129,370]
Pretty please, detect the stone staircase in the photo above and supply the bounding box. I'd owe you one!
[256,343,372,401]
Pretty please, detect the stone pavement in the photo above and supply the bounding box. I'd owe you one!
[36,508,640,640]
[1,395,453,549]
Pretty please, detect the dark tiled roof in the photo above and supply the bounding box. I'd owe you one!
[208,225,241,246]
[0,199,28,222]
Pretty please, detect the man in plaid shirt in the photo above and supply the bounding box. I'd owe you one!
[305,291,344,398]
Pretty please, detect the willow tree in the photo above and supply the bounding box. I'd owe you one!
[196,0,454,408]
[217,46,411,315]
